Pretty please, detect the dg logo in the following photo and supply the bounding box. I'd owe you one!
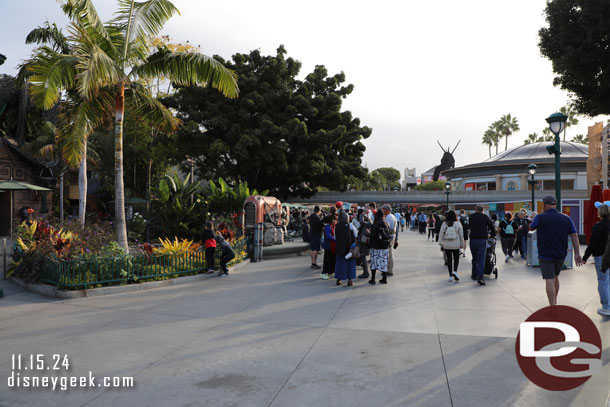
[515,305,603,391]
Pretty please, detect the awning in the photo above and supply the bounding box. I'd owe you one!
[0,179,50,191]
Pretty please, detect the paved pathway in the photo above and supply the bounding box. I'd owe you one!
[0,231,609,407]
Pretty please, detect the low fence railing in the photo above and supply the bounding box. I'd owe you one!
[39,238,248,290]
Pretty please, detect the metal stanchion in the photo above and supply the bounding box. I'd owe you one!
[252,223,264,262]
[2,237,6,280]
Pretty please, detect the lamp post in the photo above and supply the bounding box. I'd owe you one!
[527,164,537,215]
[545,112,568,211]
[445,181,451,210]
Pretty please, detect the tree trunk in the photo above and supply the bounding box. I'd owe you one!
[145,156,152,217]
[78,140,87,226]
[505,133,508,151]
[495,142,498,155]
[59,166,65,224]
[16,84,28,146]
[114,83,128,251]
[488,145,491,158]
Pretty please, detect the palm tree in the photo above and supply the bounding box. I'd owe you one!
[523,133,542,145]
[559,105,579,141]
[491,121,503,155]
[22,19,109,227]
[499,114,520,151]
[482,129,494,158]
[571,134,588,144]
[542,127,555,141]
[25,0,239,250]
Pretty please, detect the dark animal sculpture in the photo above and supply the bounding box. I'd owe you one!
[433,140,461,181]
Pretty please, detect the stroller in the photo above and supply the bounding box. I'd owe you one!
[471,237,498,279]
[484,237,498,278]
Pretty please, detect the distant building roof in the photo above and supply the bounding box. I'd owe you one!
[443,141,588,179]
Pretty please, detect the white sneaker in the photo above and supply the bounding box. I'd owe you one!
[597,308,610,316]
[448,276,454,282]
[452,271,460,281]
[505,255,510,263]
[320,273,329,280]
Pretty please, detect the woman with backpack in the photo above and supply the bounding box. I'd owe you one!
[438,211,465,282]
[369,210,391,285]
[498,212,518,263]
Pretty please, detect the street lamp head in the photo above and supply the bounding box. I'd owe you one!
[445,181,451,191]
[545,112,568,135]
[527,163,537,176]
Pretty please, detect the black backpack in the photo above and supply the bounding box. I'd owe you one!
[378,221,391,246]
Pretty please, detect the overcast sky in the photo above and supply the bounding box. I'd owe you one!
[1,0,606,180]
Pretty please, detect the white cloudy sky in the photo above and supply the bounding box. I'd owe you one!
[1,0,606,180]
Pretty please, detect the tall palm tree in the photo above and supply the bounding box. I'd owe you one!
[523,132,542,145]
[499,114,520,151]
[559,105,579,141]
[25,0,239,250]
[482,129,494,158]
[491,121,503,155]
[542,127,555,142]
[22,19,104,227]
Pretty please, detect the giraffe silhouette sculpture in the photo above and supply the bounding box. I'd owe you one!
[433,140,461,181]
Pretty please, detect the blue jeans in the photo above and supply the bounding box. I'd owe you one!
[594,256,610,309]
[521,234,527,256]
[470,238,487,280]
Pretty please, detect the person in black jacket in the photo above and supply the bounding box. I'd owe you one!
[584,203,610,316]
[468,205,497,285]
[498,212,518,263]
[334,211,356,286]
[369,210,391,285]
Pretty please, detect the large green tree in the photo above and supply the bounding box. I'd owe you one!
[539,0,610,116]
[24,0,239,249]
[499,114,519,151]
[163,46,371,199]
[370,167,401,191]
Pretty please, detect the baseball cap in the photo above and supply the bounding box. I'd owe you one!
[335,201,343,208]
[381,204,392,211]
[542,195,557,205]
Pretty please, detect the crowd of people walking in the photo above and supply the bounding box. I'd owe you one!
[304,195,610,317]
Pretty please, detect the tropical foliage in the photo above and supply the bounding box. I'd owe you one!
[154,237,201,255]
[22,0,239,249]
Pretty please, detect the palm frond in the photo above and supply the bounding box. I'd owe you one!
[26,21,71,53]
[115,0,180,45]
[133,50,239,98]
[71,26,124,98]
[125,82,180,132]
[26,46,78,109]
[58,91,115,167]
[61,0,117,56]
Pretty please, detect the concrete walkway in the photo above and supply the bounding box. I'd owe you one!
[0,231,609,407]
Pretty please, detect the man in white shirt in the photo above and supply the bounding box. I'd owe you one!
[382,204,398,276]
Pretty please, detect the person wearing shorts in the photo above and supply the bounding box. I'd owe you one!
[308,206,323,269]
[529,196,583,306]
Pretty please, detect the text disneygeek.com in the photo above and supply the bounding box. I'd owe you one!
[7,354,134,391]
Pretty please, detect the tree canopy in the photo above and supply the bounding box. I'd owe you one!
[163,46,371,199]
[370,167,401,191]
[539,0,610,116]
